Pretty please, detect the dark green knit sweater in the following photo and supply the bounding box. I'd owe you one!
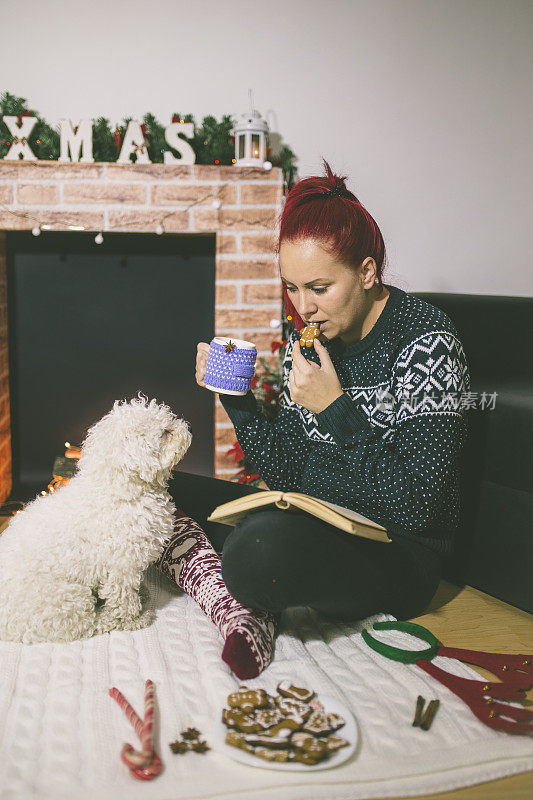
[220,284,471,555]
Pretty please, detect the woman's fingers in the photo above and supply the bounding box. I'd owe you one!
[288,366,298,391]
[291,339,312,378]
[195,342,210,388]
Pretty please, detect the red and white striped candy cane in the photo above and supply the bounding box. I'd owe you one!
[109,681,162,779]
[129,681,162,779]
[128,752,163,781]
[120,680,157,769]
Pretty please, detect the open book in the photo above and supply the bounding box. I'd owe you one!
[207,491,391,544]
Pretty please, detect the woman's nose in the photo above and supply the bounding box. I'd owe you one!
[298,292,318,316]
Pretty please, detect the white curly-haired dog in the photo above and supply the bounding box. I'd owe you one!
[0,394,191,644]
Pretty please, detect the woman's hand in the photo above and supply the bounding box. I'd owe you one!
[288,338,343,414]
[195,342,210,388]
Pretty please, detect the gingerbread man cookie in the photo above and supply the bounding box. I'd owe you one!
[228,687,270,714]
[299,323,321,347]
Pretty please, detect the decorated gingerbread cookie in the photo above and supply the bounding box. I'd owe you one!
[302,710,333,736]
[323,734,350,752]
[227,687,270,714]
[326,712,345,732]
[290,731,329,761]
[276,681,316,703]
[243,730,293,749]
[222,708,263,733]
[250,745,292,763]
[299,323,321,347]
[275,696,313,724]
[253,707,284,730]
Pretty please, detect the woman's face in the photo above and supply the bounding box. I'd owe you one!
[279,238,377,345]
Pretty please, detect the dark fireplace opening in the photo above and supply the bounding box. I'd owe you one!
[6,230,215,501]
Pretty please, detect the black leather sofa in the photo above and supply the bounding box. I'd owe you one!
[412,292,533,613]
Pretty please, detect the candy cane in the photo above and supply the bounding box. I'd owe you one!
[110,686,156,772]
[129,681,162,780]
[109,681,162,779]
[119,681,156,769]
[140,680,156,758]
[127,756,163,781]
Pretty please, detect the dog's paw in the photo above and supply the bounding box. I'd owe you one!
[95,608,155,635]
[121,609,155,631]
[94,613,118,636]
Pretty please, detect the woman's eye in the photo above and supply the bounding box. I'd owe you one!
[285,286,327,294]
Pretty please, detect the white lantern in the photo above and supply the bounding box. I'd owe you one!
[231,92,269,167]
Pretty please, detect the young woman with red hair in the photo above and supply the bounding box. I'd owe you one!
[158,159,470,680]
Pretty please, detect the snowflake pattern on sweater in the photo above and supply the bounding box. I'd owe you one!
[220,285,471,554]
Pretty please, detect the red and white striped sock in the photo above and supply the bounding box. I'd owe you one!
[156,511,279,679]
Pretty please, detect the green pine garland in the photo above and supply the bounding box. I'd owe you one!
[0,91,297,192]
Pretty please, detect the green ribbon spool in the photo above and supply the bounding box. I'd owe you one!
[361,621,440,663]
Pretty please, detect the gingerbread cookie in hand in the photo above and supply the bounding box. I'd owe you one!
[299,323,321,348]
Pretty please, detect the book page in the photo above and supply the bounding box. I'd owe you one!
[207,491,281,519]
[289,494,387,531]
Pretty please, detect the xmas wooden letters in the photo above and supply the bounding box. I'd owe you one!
[1,117,196,164]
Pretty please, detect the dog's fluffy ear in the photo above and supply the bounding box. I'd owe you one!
[121,433,162,483]
[170,418,192,465]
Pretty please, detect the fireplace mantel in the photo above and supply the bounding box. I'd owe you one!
[0,162,285,500]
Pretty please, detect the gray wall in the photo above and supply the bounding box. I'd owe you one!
[2,0,532,295]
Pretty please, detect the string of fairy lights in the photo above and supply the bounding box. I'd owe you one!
[0,163,279,242]
[0,442,81,517]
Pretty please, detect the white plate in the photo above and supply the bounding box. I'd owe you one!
[213,694,358,772]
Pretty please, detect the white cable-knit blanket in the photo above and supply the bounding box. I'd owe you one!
[1,565,532,800]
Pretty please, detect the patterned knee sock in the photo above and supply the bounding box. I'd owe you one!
[156,510,279,679]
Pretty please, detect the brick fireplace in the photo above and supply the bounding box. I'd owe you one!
[0,161,286,503]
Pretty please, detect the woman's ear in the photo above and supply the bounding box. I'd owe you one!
[360,257,377,290]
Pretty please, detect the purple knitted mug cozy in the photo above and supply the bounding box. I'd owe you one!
[204,337,257,395]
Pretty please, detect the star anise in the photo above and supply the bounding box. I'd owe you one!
[169,740,190,754]
[191,740,210,753]
[224,340,236,353]
[181,727,201,741]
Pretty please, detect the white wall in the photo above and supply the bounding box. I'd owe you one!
[2,0,532,295]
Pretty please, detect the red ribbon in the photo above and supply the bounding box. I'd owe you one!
[416,646,533,734]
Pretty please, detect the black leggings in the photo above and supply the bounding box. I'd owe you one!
[167,470,442,622]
